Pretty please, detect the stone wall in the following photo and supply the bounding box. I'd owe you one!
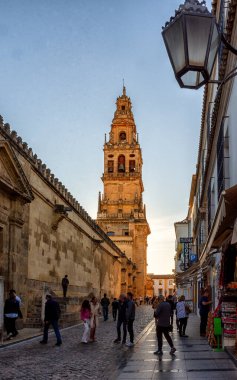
[0,117,123,326]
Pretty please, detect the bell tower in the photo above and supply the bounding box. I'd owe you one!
[97,86,150,297]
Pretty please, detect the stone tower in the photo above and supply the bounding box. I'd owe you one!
[96,86,150,297]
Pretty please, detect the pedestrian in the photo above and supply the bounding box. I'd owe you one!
[139,296,143,305]
[166,294,175,327]
[4,289,23,340]
[126,292,135,347]
[176,295,189,337]
[114,294,127,344]
[40,294,62,346]
[61,275,69,298]
[89,296,101,342]
[112,298,119,321]
[80,300,91,344]
[199,289,212,337]
[100,293,110,321]
[154,295,176,355]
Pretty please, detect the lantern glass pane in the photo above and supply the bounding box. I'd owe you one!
[181,70,204,88]
[207,24,220,75]
[163,16,185,73]
[186,15,212,67]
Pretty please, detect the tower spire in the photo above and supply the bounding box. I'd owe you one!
[122,79,126,96]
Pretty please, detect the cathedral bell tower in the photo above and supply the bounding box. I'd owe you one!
[96,87,150,297]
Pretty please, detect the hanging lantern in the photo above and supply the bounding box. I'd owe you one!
[162,0,220,89]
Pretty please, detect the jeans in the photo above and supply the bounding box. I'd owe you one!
[179,317,188,336]
[4,317,18,336]
[156,325,174,350]
[62,286,68,297]
[81,319,90,343]
[112,308,117,321]
[127,319,134,343]
[117,319,127,342]
[200,312,208,335]
[102,306,109,321]
[43,319,62,344]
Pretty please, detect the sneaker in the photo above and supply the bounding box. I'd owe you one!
[55,342,62,346]
[126,342,134,347]
[40,340,47,344]
[6,333,13,340]
[170,347,176,355]
[114,338,121,343]
[154,350,163,355]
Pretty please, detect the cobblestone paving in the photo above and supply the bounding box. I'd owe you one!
[0,305,153,380]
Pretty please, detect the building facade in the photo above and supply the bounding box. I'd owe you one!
[149,274,175,297]
[96,87,150,298]
[175,0,237,349]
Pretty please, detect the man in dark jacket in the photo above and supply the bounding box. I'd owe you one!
[114,294,127,344]
[126,292,136,347]
[112,298,119,321]
[100,293,110,321]
[40,294,62,346]
[4,289,22,339]
[61,275,69,298]
[154,295,176,355]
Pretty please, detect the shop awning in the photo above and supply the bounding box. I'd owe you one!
[211,185,237,248]
[199,185,237,266]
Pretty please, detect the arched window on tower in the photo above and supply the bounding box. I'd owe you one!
[118,155,125,172]
[119,132,126,142]
[129,160,136,172]
[108,160,114,173]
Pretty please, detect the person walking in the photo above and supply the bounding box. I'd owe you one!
[61,275,69,298]
[89,296,101,342]
[154,295,176,355]
[126,292,135,347]
[112,298,119,321]
[166,294,175,327]
[80,300,91,344]
[100,293,110,321]
[40,294,62,346]
[4,289,22,340]
[176,295,189,337]
[114,294,127,344]
[199,289,212,337]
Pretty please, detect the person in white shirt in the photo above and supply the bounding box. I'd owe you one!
[176,295,189,337]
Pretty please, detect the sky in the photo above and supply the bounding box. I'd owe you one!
[0,0,212,274]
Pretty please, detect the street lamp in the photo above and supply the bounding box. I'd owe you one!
[162,0,237,89]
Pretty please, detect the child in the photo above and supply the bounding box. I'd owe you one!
[80,300,91,343]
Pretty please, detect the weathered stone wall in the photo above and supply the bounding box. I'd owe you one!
[0,120,123,325]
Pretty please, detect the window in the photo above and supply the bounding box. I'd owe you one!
[129,160,135,172]
[121,105,125,110]
[108,160,114,173]
[159,280,163,285]
[122,230,129,236]
[118,155,125,172]
[119,132,126,141]
[169,280,173,286]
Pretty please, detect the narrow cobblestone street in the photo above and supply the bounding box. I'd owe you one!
[1,309,237,379]
[0,305,153,380]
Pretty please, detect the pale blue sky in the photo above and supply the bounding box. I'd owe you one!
[0,0,212,273]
